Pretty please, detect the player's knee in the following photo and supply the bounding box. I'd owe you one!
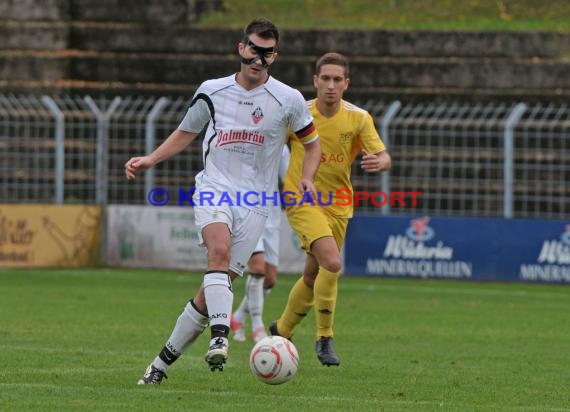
[207,243,231,265]
[249,263,265,274]
[321,256,341,273]
[248,252,265,273]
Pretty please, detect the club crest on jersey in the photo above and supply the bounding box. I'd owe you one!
[251,107,264,124]
[339,132,353,144]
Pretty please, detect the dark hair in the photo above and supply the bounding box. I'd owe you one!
[315,52,349,77]
[244,18,280,44]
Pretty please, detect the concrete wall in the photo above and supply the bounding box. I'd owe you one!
[1,1,569,100]
[0,0,68,20]
[0,0,223,22]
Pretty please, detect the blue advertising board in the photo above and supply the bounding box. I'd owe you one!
[344,215,570,283]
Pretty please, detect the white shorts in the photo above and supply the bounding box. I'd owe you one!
[253,203,281,267]
[193,187,266,277]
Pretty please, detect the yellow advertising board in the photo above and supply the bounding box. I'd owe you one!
[0,205,101,267]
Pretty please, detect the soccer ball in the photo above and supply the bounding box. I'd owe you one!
[249,335,299,385]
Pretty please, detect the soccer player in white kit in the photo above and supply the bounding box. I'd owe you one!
[125,18,321,384]
[231,145,290,343]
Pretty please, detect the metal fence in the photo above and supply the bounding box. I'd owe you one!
[1,94,568,219]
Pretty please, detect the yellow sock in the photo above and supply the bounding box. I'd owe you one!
[277,277,314,338]
[314,267,339,338]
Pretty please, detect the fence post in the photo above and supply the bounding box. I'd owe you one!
[84,95,122,266]
[145,97,169,203]
[380,101,401,216]
[41,96,65,204]
[84,96,122,205]
[503,103,527,218]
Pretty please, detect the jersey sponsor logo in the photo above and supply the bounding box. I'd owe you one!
[320,152,345,163]
[252,106,264,124]
[216,129,265,147]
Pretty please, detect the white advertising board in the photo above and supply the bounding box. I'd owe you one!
[107,206,307,274]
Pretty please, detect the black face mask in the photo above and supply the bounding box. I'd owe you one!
[241,36,276,69]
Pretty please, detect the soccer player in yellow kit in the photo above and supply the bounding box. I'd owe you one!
[270,52,391,366]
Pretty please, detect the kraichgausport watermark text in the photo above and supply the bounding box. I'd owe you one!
[147,188,422,207]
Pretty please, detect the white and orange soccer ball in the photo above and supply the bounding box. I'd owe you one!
[249,335,299,385]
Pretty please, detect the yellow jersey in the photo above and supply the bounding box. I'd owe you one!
[284,99,386,218]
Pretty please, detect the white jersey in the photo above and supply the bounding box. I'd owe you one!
[179,74,316,215]
[268,144,291,225]
[278,144,291,184]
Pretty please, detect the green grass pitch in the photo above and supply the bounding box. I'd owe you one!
[1,268,569,411]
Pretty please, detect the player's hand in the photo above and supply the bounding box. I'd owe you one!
[125,156,153,180]
[298,179,318,201]
[360,150,381,172]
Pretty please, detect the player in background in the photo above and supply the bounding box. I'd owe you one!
[231,145,290,343]
[269,52,391,366]
[126,18,320,385]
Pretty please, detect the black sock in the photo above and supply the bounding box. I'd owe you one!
[211,324,230,339]
[158,346,179,365]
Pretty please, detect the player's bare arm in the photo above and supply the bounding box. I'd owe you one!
[125,129,198,180]
[360,150,391,173]
[298,138,321,198]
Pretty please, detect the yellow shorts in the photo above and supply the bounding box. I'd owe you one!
[286,205,349,252]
